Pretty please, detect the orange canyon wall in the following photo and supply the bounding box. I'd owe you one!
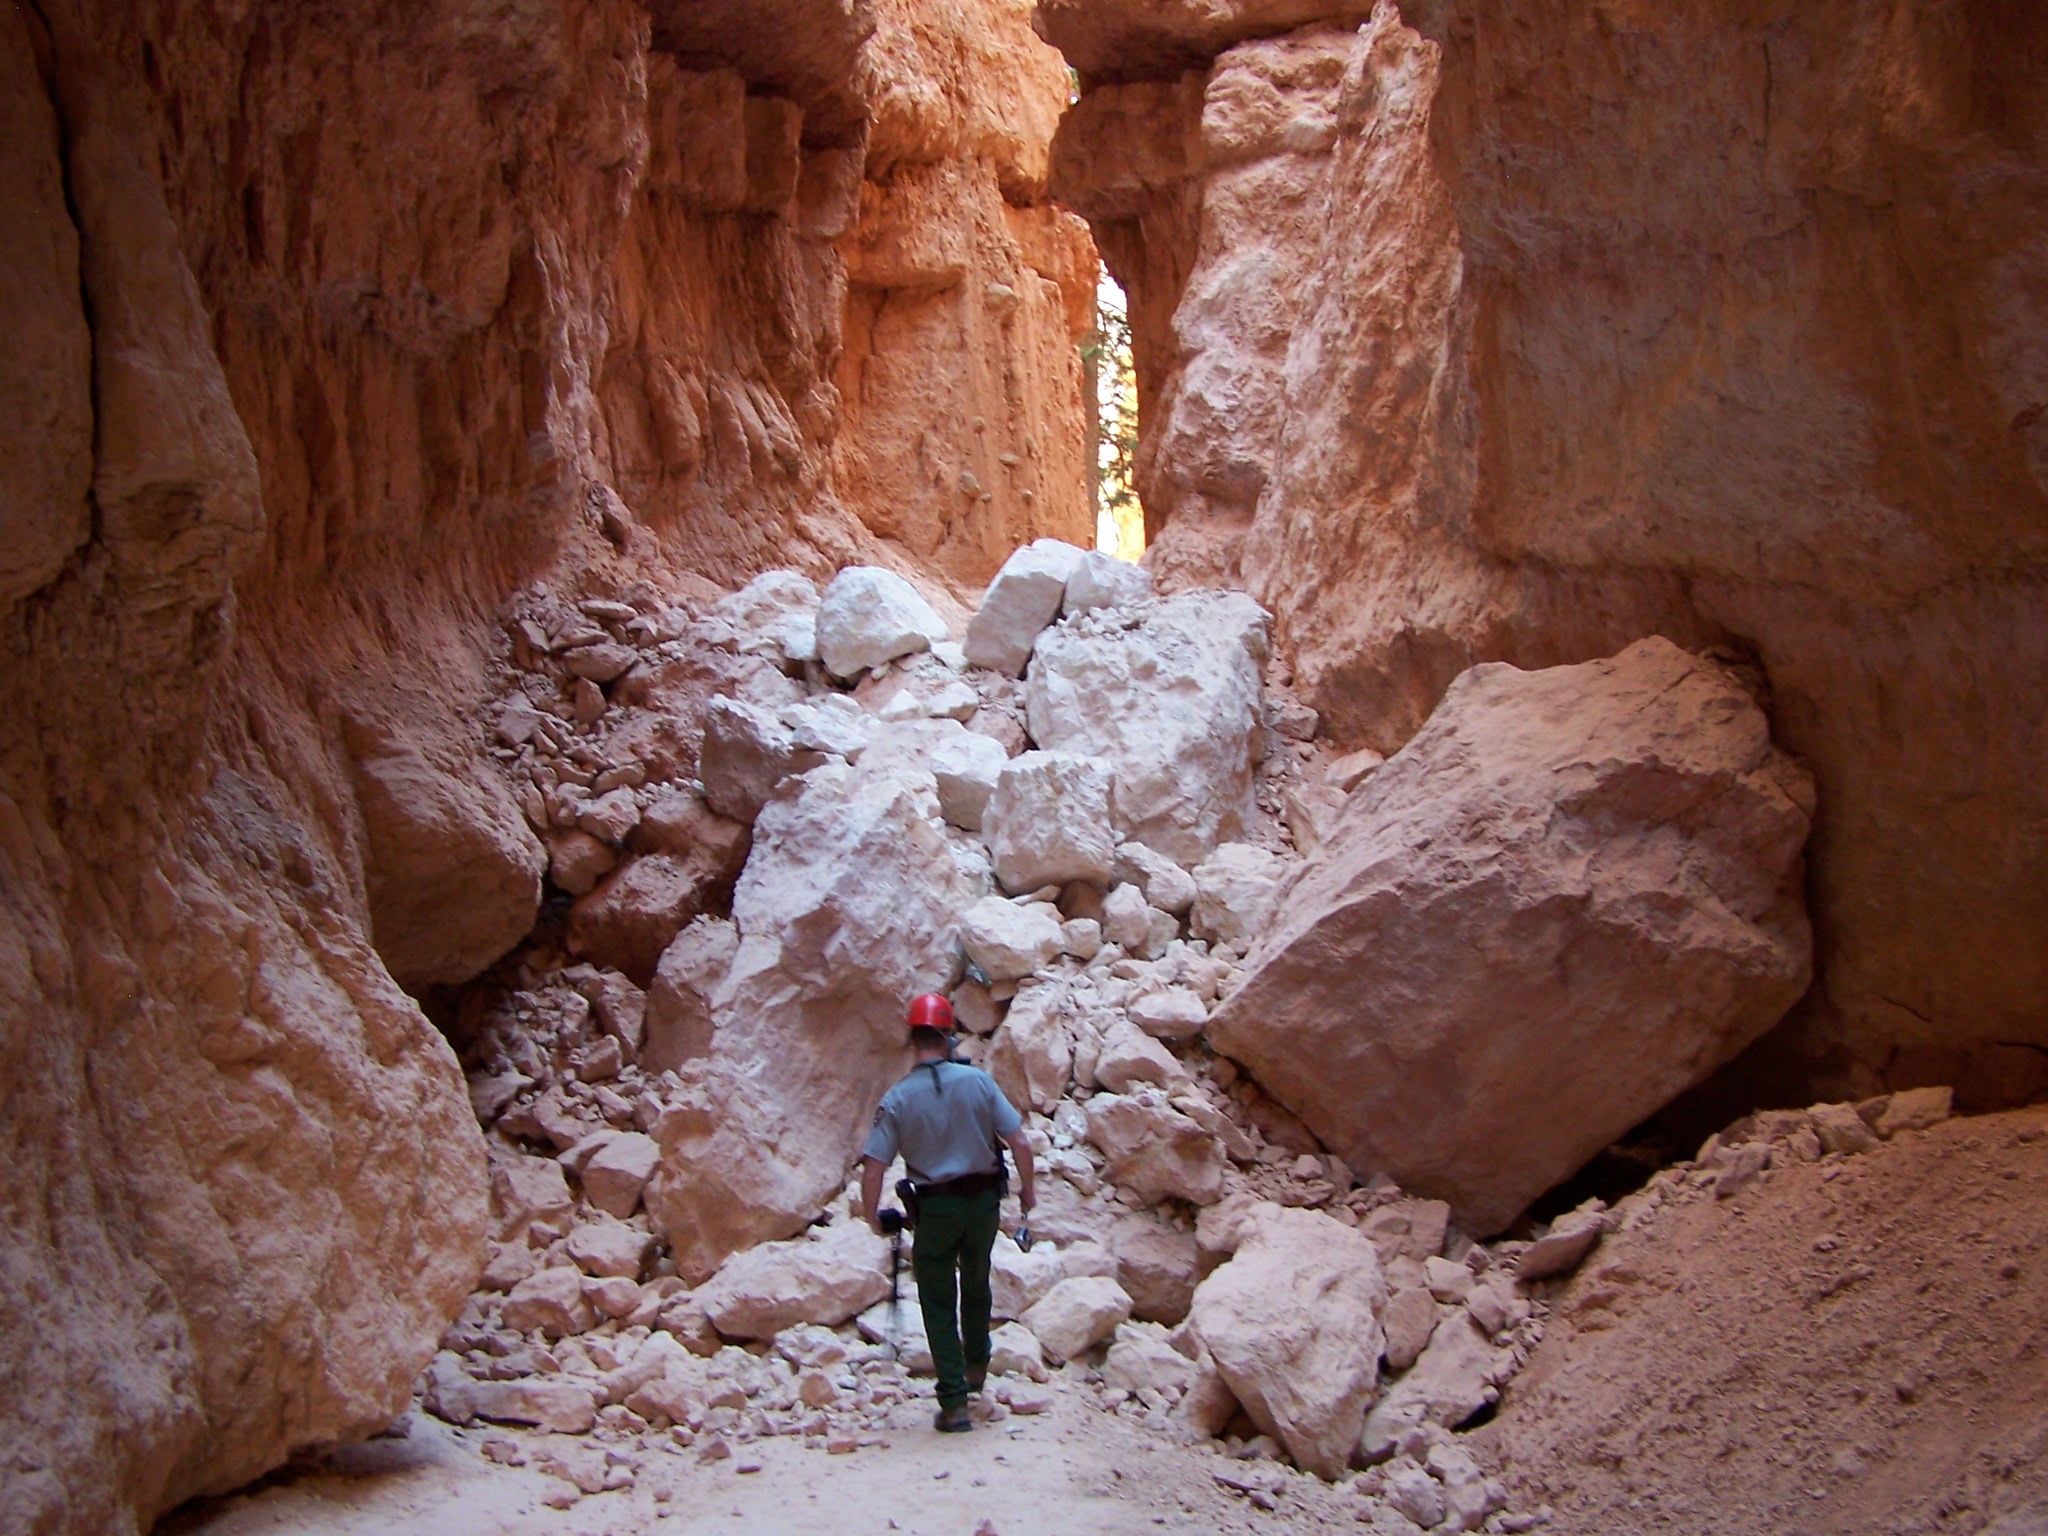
[0,1,1090,1529]
[1042,0,2048,1115]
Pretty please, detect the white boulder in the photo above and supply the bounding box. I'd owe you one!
[986,983,1073,1114]
[1127,988,1208,1042]
[960,896,1064,982]
[1093,1017,1184,1093]
[1020,1275,1133,1362]
[1116,841,1198,915]
[1362,1314,1518,1460]
[694,1221,892,1339]
[929,729,1010,831]
[697,696,823,824]
[964,540,1089,676]
[1188,1203,1387,1479]
[816,566,950,680]
[581,1132,661,1219]
[1084,1090,1228,1206]
[642,917,738,1075]
[982,751,1119,893]
[1027,590,1268,865]
[704,570,820,663]
[1192,842,1289,950]
[1063,549,1153,615]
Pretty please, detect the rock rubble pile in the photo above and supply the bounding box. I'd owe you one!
[427,542,1853,1527]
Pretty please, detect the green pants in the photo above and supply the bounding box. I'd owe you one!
[911,1188,1001,1411]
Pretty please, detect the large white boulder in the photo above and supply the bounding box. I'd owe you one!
[964,539,1089,676]
[581,1132,661,1219]
[1192,842,1290,950]
[1063,550,1153,615]
[697,696,824,823]
[1208,639,1815,1234]
[982,751,1119,893]
[986,983,1072,1113]
[816,566,950,679]
[644,760,967,1280]
[931,729,1011,831]
[960,896,1064,982]
[1116,841,1198,915]
[1189,1203,1387,1479]
[1026,591,1268,865]
[1020,1275,1133,1362]
[1093,1016,1185,1093]
[703,570,820,663]
[1084,1090,1228,1205]
[696,1221,892,1339]
[642,917,738,1074]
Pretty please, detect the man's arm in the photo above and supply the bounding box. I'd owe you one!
[860,1155,890,1236]
[1002,1128,1036,1214]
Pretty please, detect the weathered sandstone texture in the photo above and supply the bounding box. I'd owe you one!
[1209,639,1815,1232]
[834,0,1100,585]
[0,2,1097,1530]
[1044,0,2048,1101]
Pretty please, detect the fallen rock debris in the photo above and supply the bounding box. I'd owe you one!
[426,552,1954,1522]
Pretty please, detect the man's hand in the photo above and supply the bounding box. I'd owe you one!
[1003,1128,1037,1215]
[859,1156,889,1237]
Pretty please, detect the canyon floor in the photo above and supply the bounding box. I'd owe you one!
[159,1106,2048,1536]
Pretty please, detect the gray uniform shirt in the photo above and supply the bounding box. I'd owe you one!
[862,1060,1022,1184]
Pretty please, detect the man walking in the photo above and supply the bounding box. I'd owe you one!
[861,993,1036,1433]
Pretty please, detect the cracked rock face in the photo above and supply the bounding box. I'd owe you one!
[1210,638,1815,1233]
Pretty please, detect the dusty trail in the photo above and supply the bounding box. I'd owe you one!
[163,1378,1366,1536]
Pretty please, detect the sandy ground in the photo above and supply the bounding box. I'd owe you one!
[1478,1106,2048,1536]
[159,1376,1376,1536]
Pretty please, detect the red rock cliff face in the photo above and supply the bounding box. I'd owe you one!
[1043,0,2048,1106]
[0,2,1093,1529]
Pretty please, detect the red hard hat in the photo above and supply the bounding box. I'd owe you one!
[907,993,954,1031]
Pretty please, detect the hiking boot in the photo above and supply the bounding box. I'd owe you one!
[933,1403,973,1434]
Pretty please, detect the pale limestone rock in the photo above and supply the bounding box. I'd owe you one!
[642,917,738,1075]
[491,1150,573,1240]
[1103,1324,1196,1395]
[1094,1016,1185,1093]
[1188,1203,1387,1479]
[1326,748,1386,793]
[987,983,1072,1114]
[1811,1101,1882,1156]
[705,570,820,663]
[816,566,950,679]
[1209,640,1814,1233]
[782,694,876,759]
[1515,1206,1607,1281]
[953,979,1002,1036]
[1108,1214,1201,1325]
[1063,549,1153,615]
[1128,988,1208,1043]
[1423,1256,1474,1305]
[694,1222,892,1340]
[425,1355,598,1434]
[965,539,1089,676]
[502,1265,596,1338]
[565,1216,655,1280]
[989,1320,1048,1380]
[1360,1199,1452,1265]
[983,751,1119,892]
[568,852,733,984]
[930,728,1010,830]
[582,1132,661,1219]
[1192,842,1289,950]
[1027,590,1268,865]
[698,696,825,824]
[1085,1090,1228,1205]
[991,1234,1069,1321]
[1116,840,1198,915]
[1100,882,1155,952]
[1381,1287,1440,1371]
[1061,917,1103,960]
[961,896,1064,982]
[1362,1315,1518,1459]
[644,761,967,1281]
[1020,1275,1133,1362]
[1384,1463,1447,1530]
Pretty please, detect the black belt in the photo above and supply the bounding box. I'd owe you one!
[914,1169,1002,1200]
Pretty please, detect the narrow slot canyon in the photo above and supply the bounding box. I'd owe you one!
[2,3,2044,1535]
